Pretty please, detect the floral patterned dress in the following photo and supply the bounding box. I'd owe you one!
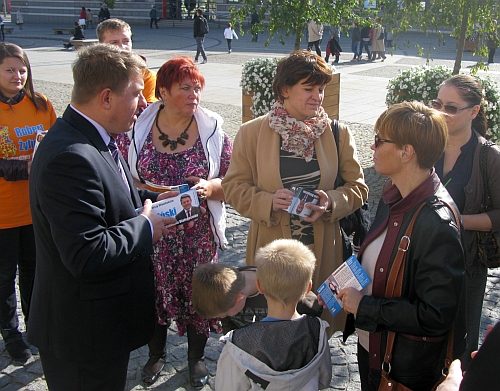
[134,130,232,336]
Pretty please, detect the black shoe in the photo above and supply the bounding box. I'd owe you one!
[142,355,165,385]
[6,340,32,362]
[188,358,208,389]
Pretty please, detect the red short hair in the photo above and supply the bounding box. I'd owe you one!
[155,57,205,99]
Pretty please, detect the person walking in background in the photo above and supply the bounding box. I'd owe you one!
[79,7,86,29]
[86,9,93,28]
[0,42,57,363]
[97,19,157,104]
[359,18,371,59]
[193,8,208,64]
[28,43,175,391]
[98,3,110,23]
[370,18,386,61]
[307,20,324,56]
[0,15,4,42]
[487,19,498,65]
[150,5,159,29]
[385,26,394,50]
[251,10,259,42]
[63,21,85,49]
[15,9,23,30]
[433,74,500,370]
[224,22,238,53]
[349,21,361,61]
[325,35,342,64]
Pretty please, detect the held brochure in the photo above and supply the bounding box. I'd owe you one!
[136,188,204,227]
[316,255,370,317]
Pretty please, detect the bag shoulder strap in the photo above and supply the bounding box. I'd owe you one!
[383,200,460,379]
[479,142,493,211]
[331,119,342,188]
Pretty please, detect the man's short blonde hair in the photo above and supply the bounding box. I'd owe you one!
[71,44,146,105]
[255,239,316,306]
[96,18,131,41]
[192,263,245,319]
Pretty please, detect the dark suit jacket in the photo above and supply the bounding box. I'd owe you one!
[175,206,201,222]
[29,106,158,361]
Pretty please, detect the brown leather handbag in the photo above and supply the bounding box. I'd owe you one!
[378,201,458,391]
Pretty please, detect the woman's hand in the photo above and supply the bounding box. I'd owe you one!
[317,293,329,310]
[337,287,363,315]
[302,190,331,223]
[186,176,226,200]
[272,188,294,212]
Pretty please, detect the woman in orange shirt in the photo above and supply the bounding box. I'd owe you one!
[0,43,56,362]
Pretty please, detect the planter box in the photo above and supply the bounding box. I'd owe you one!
[456,38,478,52]
[242,73,340,124]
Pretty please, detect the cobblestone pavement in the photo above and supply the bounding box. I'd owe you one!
[1,23,499,390]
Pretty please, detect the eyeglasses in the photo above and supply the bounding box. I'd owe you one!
[430,100,476,115]
[374,134,395,148]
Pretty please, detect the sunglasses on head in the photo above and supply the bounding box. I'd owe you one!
[374,134,395,148]
[430,100,475,115]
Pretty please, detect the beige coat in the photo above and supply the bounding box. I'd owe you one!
[308,20,324,42]
[221,114,368,332]
[371,24,385,52]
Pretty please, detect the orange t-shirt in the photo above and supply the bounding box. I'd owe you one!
[143,68,157,103]
[0,95,57,229]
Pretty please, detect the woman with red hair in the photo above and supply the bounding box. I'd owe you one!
[124,56,232,387]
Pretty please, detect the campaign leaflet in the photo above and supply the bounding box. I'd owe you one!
[286,187,319,218]
[136,188,204,227]
[316,255,371,317]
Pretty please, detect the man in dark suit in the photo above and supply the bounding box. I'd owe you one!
[28,44,175,391]
[175,193,202,222]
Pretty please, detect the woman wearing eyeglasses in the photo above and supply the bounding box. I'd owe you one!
[339,101,466,391]
[432,74,500,370]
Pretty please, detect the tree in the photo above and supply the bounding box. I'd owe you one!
[230,0,361,51]
[379,0,498,74]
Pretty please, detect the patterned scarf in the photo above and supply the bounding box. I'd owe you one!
[0,90,25,105]
[268,101,329,162]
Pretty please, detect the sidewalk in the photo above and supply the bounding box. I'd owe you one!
[1,23,499,390]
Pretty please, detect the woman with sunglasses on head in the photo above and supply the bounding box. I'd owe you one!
[339,101,466,391]
[432,74,500,370]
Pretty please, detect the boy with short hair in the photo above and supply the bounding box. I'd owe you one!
[96,19,157,103]
[214,239,332,391]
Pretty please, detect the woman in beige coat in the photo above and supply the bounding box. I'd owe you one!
[222,50,368,332]
[370,19,386,61]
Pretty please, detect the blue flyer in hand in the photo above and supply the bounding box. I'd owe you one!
[317,255,370,317]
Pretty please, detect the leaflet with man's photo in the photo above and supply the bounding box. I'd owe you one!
[135,188,204,227]
[316,255,371,317]
[286,187,319,218]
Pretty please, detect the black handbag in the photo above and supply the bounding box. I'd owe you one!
[477,142,500,268]
[378,32,385,40]
[332,120,371,260]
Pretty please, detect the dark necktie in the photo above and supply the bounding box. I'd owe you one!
[108,137,121,169]
[187,209,191,218]
[108,137,129,191]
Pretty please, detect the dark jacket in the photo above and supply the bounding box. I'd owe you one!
[346,172,467,390]
[73,25,85,40]
[28,106,158,361]
[193,14,206,38]
[360,26,371,39]
[350,26,361,43]
[460,132,500,275]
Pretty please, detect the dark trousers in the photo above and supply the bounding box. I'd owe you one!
[226,38,232,51]
[0,225,35,344]
[488,47,496,63]
[461,264,488,370]
[40,349,130,391]
[195,36,207,61]
[360,40,371,57]
[307,40,321,56]
[358,343,381,391]
[0,25,4,41]
[150,18,158,28]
